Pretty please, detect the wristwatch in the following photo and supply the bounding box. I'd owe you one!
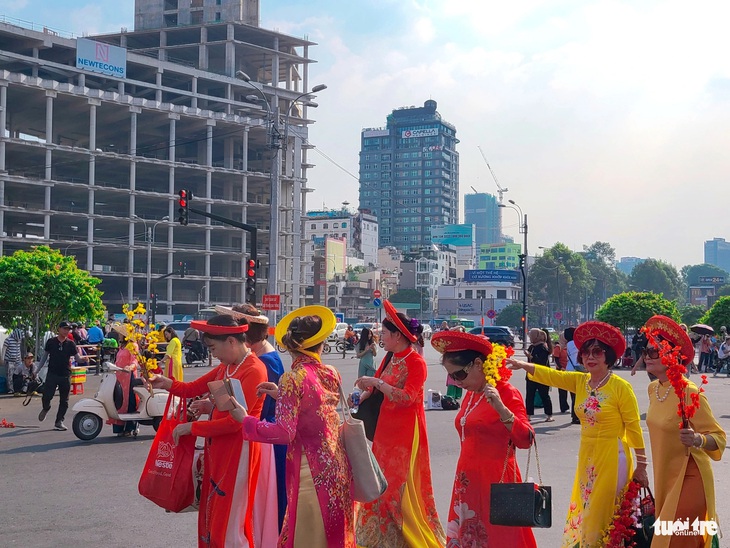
[377,379,384,387]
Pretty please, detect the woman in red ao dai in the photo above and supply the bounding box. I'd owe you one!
[432,331,536,547]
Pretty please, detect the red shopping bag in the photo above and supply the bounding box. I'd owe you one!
[138,394,195,512]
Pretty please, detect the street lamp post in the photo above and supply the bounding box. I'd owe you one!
[500,200,528,347]
[133,215,169,325]
[236,71,326,311]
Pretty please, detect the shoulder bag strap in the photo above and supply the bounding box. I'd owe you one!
[498,440,518,483]
[337,383,353,423]
[524,431,544,485]
[374,351,393,378]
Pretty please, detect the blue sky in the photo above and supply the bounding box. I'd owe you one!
[2,0,730,268]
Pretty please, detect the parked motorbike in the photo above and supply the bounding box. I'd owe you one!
[184,340,206,366]
[71,363,170,441]
[336,337,359,355]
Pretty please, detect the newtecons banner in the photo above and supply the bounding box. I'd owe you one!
[76,38,127,78]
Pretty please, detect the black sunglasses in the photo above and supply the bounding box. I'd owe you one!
[446,362,474,382]
[642,347,660,359]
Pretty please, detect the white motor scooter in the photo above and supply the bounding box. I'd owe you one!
[71,363,170,441]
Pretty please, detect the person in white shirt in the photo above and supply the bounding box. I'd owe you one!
[713,335,730,377]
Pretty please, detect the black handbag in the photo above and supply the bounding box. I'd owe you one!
[351,390,383,441]
[631,486,655,548]
[490,435,552,528]
[351,352,391,441]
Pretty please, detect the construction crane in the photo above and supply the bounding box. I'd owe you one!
[478,146,509,203]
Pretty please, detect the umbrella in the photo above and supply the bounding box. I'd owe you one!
[690,324,714,336]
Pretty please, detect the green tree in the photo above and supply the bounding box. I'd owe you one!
[679,304,705,327]
[716,285,730,297]
[529,243,593,325]
[595,291,680,332]
[699,297,730,332]
[496,303,522,328]
[628,259,683,302]
[582,241,628,316]
[680,263,729,286]
[387,289,421,303]
[0,246,105,339]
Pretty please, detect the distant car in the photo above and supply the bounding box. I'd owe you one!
[328,322,350,341]
[468,326,515,347]
[421,323,432,339]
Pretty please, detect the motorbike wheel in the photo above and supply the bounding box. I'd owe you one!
[152,416,162,432]
[185,351,195,366]
[322,343,331,354]
[276,343,287,353]
[335,341,346,353]
[72,412,103,441]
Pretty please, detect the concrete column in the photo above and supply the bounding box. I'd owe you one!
[156,71,163,103]
[159,30,167,62]
[168,115,178,162]
[272,37,280,87]
[78,73,85,88]
[128,222,135,302]
[32,47,39,77]
[205,123,213,280]
[0,83,7,172]
[242,126,249,172]
[292,136,303,308]
[191,77,198,109]
[199,27,208,71]
[225,24,235,77]
[44,91,55,241]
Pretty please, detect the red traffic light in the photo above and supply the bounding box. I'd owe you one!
[247,259,255,268]
[179,199,187,207]
[247,269,255,277]
[179,190,187,199]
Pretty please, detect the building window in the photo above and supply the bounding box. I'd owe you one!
[333,223,339,228]
[341,222,347,228]
[215,11,221,21]
[342,233,347,238]
[497,290,507,299]
[465,290,473,299]
[310,223,316,229]
[323,223,328,229]
[477,290,486,299]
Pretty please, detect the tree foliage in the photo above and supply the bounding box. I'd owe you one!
[716,285,730,297]
[529,243,593,324]
[496,303,523,328]
[582,241,628,314]
[680,263,729,286]
[388,289,421,304]
[679,304,706,327]
[700,297,730,332]
[595,291,680,332]
[628,259,684,302]
[0,246,105,333]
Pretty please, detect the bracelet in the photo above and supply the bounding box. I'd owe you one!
[698,434,707,448]
[500,413,515,424]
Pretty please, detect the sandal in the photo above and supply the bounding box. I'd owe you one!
[544,417,555,422]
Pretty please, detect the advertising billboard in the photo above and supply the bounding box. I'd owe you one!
[431,224,474,247]
[76,38,127,78]
[464,269,520,283]
[401,128,438,138]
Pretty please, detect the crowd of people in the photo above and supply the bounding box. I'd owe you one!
[3,302,726,547]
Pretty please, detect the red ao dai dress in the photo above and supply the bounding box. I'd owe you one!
[446,381,537,547]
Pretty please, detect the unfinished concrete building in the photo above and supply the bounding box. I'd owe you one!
[0,0,320,316]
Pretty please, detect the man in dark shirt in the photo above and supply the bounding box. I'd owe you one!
[39,321,88,431]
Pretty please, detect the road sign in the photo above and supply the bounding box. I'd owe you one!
[373,298,382,308]
[261,294,280,311]
[486,309,496,319]
[373,289,382,298]
[554,312,563,320]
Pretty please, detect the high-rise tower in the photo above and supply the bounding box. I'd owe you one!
[358,100,459,251]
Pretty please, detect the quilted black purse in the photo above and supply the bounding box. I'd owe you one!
[489,435,552,528]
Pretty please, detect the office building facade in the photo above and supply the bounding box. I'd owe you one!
[0,1,319,315]
[704,238,730,274]
[464,192,502,246]
[358,100,459,251]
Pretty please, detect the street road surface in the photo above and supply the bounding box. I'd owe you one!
[1,344,729,547]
